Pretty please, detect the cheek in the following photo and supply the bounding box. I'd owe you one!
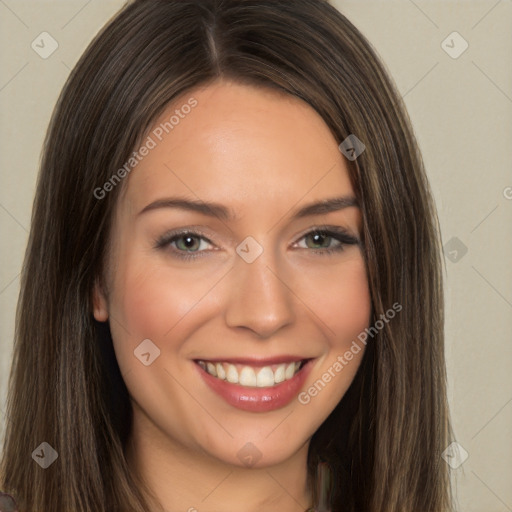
[303,255,371,345]
[106,252,220,374]
[110,254,219,337]
[328,260,371,384]
[295,256,371,411]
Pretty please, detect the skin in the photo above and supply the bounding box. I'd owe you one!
[93,80,371,512]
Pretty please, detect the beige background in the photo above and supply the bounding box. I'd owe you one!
[1,1,511,511]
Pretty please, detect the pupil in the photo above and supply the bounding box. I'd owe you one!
[310,233,328,248]
[180,236,198,250]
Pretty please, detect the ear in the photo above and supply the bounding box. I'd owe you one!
[92,278,109,322]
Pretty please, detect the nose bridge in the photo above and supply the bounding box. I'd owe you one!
[224,239,296,337]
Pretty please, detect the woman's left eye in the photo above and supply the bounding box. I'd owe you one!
[155,227,359,260]
[294,228,359,255]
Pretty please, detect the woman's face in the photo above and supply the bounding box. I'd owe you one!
[94,80,371,469]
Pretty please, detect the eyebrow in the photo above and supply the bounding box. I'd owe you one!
[138,195,359,221]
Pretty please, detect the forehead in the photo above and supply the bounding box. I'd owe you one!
[122,80,354,216]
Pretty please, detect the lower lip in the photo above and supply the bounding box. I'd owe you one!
[196,360,314,412]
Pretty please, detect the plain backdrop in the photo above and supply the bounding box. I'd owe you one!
[0,1,511,511]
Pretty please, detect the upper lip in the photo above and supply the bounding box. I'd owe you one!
[194,356,311,366]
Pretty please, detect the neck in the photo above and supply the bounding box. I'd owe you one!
[126,407,313,512]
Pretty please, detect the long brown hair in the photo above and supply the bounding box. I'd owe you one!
[1,1,455,510]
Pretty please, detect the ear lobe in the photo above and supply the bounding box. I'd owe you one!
[92,278,109,322]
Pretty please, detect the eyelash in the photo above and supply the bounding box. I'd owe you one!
[154,226,359,261]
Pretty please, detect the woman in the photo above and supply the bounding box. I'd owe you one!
[0,0,455,511]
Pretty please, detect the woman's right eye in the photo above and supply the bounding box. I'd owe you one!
[155,231,215,260]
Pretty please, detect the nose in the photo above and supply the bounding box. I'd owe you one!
[224,248,296,338]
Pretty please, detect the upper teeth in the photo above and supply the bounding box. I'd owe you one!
[198,360,302,388]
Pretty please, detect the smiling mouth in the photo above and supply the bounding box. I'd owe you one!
[196,359,308,388]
